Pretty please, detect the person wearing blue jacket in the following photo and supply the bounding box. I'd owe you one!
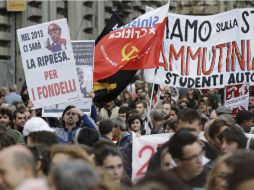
[54,105,97,144]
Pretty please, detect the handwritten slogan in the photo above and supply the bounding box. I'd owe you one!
[17,19,82,107]
[145,8,254,88]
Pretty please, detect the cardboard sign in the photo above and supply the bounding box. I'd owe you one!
[43,40,94,117]
[17,19,82,107]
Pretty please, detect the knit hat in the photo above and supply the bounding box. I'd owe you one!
[23,117,54,137]
[99,119,114,135]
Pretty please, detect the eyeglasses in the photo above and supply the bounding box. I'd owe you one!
[182,149,205,162]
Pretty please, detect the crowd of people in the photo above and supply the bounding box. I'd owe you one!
[0,80,254,190]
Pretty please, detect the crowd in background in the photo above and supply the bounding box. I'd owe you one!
[1,78,254,190]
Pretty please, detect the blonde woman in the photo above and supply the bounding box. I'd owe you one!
[205,154,232,190]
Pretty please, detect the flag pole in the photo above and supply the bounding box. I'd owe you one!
[148,68,157,113]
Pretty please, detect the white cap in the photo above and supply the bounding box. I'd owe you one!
[23,117,54,137]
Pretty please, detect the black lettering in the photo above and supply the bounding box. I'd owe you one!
[185,19,198,42]
[236,73,244,83]
[165,72,171,84]
[170,19,183,41]
[187,78,195,88]
[179,77,187,87]
[199,21,211,42]
[241,11,249,33]
[228,73,236,84]
[202,76,211,87]
[216,23,220,32]
[195,77,201,88]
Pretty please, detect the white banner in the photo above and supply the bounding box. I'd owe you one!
[42,40,94,117]
[145,8,254,89]
[132,131,254,184]
[132,133,173,183]
[17,19,82,107]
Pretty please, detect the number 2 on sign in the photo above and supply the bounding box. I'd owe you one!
[136,145,155,176]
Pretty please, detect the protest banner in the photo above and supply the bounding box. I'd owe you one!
[144,8,254,89]
[224,83,250,116]
[132,133,173,183]
[132,131,254,183]
[43,40,94,117]
[17,19,82,107]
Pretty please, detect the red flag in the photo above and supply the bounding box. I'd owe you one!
[94,4,169,81]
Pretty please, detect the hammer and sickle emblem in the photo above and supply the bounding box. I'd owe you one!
[121,43,139,61]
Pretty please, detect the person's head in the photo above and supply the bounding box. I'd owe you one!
[178,99,188,109]
[127,114,142,133]
[249,94,254,106]
[94,146,123,184]
[23,117,56,146]
[150,109,166,130]
[162,101,171,117]
[118,106,130,122]
[0,127,15,150]
[0,145,36,190]
[48,23,61,42]
[48,159,100,190]
[160,148,174,171]
[76,67,84,82]
[25,131,58,146]
[99,119,114,138]
[169,106,179,121]
[0,107,12,128]
[75,127,100,147]
[104,101,114,110]
[61,105,81,128]
[205,154,232,190]
[163,119,177,133]
[135,101,147,115]
[27,144,50,177]
[134,170,191,190]
[8,84,17,93]
[12,109,26,129]
[112,117,126,132]
[177,108,202,134]
[227,151,254,190]
[168,129,204,179]
[135,88,145,99]
[235,110,254,133]
[198,99,208,114]
[50,144,91,165]
[219,127,247,154]
[208,119,232,149]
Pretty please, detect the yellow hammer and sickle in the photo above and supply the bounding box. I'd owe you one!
[121,43,139,61]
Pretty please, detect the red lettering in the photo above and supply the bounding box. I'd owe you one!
[226,42,231,72]
[44,69,58,80]
[136,145,155,176]
[31,88,36,101]
[37,87,42,99]
[169,44,185,75]
[42,86,48,98]
[72,79,76,92]
[216,43,226,73]
[202,46,216,75]
[232,40,245,71]
[186,46,201,75]
[54,83,60,96]
[60,82,65,94]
